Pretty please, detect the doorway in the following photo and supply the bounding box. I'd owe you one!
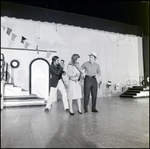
[29,58,50,99]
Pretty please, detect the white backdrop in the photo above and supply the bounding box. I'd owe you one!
[1,16,144,97]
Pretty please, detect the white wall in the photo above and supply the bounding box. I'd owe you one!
[1,16,144,96]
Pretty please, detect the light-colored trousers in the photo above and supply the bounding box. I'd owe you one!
[45,79,69,110]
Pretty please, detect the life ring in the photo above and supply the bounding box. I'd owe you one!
[10,60,20,68]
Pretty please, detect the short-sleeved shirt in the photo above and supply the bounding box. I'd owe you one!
[81,61,101,76]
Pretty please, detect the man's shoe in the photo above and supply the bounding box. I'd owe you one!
[84,110,88,113]
[92,109,98,113]
[45,108,49,112]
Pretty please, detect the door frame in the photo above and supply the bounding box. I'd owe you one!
[29,58,50,94]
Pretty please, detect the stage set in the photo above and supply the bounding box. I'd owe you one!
[1,1,149,148]
[1,14,149,108]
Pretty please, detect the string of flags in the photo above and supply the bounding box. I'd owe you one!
[1,24,51,56]
[1,25,30,49]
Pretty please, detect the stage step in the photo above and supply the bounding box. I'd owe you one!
[120,86,149,98]
[132,86,145,89]
[3,83,46,107]
[123,92,137,95]
[4,94,41,100]
[130,86,149,90]
[128,87,146,91]
[3,95,45,107]
[3,83,65,108]
[120,94,135,98]
[4,100,46,107]
[4,83,30,96]
[126,90,141,93]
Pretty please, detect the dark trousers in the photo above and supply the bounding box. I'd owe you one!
[84,76,98,111]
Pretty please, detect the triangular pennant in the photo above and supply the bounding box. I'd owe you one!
[46,50,51,58]
[8,40,14,48]
[36,45,39,54]
[2,25,6,31]
[21,36,26,43]
[11,33,17,41]
[6,27,12,35]
[24,41,30,49]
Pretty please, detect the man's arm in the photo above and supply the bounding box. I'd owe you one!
[81,62,85,70]
[96,65,101,78]
[50,65,63,76]
[80,63,86,77]
[75,63,84,74]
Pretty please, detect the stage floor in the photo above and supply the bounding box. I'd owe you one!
[1,96,149,148]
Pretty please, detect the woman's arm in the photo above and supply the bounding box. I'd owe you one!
[75,63,84,74]
[69,76,79,81]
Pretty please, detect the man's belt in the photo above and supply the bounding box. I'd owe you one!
[85,75,96,78]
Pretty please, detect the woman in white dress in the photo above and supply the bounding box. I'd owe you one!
[67,54,84,115]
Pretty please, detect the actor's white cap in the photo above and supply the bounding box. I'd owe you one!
[88,52,97,59]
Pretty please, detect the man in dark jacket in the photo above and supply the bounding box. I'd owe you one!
[45,56,69,112]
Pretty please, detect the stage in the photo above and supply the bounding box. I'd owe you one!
[1,96,149,148]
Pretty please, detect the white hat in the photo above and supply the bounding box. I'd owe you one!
[88,52,97,59]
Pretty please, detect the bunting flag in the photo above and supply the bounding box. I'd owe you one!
[8,40,14,48]
[46,50,51,58]
[36,45,39,54]
[2,25,34,49]
[6,27,12,35]
[2,25,6,31]
[21,36,27,43]
[24,41,30,49]
[11,33,17,41]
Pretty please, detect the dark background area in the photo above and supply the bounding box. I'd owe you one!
[1,0,149,35]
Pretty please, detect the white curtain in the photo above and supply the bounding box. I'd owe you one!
[1,16,144,92]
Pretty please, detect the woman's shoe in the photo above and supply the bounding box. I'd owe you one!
[77,110,82,114]
[69,111,75,115]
